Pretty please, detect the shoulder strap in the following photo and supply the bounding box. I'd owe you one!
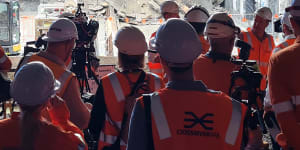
[143,94,155,150]
[128,71,146,96]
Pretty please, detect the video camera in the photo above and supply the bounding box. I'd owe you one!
[229,40,267,135]
[274,17,283,33]
[23,34,48,56]
[71,2,100,95]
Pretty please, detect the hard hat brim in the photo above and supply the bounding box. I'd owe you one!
[42,36,68,42]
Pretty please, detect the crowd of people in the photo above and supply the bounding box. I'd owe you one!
[0,0,299,150]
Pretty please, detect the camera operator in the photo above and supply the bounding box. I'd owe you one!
[16,18,90,129]
[268,1,300,149]
[193,13,240,95]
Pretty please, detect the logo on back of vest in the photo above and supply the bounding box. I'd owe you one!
[177,112,219,138]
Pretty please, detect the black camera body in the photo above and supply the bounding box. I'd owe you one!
[230,40,267,134]
[274,17,283,33]
[71,3,100,94]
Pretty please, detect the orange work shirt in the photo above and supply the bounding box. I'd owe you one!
[193,54,239,94]
[268,36,300,149]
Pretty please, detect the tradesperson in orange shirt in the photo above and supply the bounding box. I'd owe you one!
[193,54,239,94]
[268,36,300,149]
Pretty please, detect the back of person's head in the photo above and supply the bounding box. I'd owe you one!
[281,12,294,34]
[285,0,300,33]
[154,18,202,72]
[184,5,210,35]
[10,61,60,150]
[204,13,240,50]
[161,1,180,20]
[114,26,147,71]
[42,18,78,45]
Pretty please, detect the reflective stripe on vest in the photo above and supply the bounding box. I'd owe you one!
[99,132,126,146]
[272,47,281,54]
[57,70,73,93]
[246,32,252,46]
[0,54,7,63]
[282,41,289,48]
[74,133,86,150]
[225,99,243,145]
[108,73,125,102]
[259,61,268,67]
[292,95,300,106]
[267,35,273,51]
[273,101,294,114]
[105,113,122,129]
[151,93,172,140]
[149,72,162,91]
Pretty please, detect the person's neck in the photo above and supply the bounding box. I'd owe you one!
[168,69,194,81]
[210,47,232,56]
[46,47,66,62]
[252,28,265,41]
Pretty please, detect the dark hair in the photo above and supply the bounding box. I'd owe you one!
[118,52,145,71]
[185,5,210,19]
[184,5,210,34]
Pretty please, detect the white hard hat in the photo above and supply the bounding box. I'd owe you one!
[161,1,179,14]
[10,61,60,106]
[184,6,210,23]
[42,18,78,42]
[286,0,300,17]
[281,12,293,30]
[114,26,147,55]
[205,13,239,38]
[154,18,202,63]
[255,7,272,21]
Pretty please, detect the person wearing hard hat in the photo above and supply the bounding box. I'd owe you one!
[127,18,247,150]
[148,1,180,79]
[193,13,240,94]
[0,62,87,150]
[16,18,90,129]
[268,0,300,149]
[184,5,210,54]
[239,7,275,90]
[273,12,296,54]
[263,12,296,149]
[88,26,164,150]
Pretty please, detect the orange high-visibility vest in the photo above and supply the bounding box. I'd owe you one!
[241,30,275,89]
[269,38,300,149]
[148,62,164,78]
[143,90,247,150]
[0,46,12,70]
[20,54,74,97]
[98,72,164,150]
[272,36,296,54]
